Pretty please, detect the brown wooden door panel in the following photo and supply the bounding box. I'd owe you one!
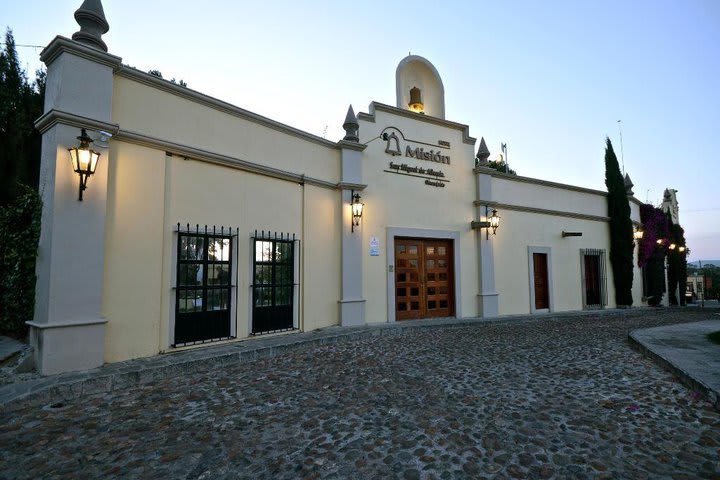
[423,240,454,318]
[395,239,423,319]
[533,253,549,310]
[395,238,454,320]
[584,255,601,306]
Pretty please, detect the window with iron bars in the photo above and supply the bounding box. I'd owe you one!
[251,231,299,335]
[174,224,236,346]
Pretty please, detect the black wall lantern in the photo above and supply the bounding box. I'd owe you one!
[632,225,644,246]
[68,128,100,201]
[351,191,364,232]
[633,226,644,241]
[471,206,501,239]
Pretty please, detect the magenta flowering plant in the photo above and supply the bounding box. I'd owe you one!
[638,204,670,268]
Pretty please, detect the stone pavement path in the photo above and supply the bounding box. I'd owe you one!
[1,309,719,479]
[0,336,24,363]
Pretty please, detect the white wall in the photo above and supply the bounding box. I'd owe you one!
[99,73,343,362]
[113,75,339,183]
[493,210,616,315]
[492,176,608,218]
[358,108,478,322]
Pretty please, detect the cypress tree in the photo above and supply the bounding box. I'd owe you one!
[667,221,688,306]
[0,28,44,205]
[604,138,634,306]
[0,28,44,335]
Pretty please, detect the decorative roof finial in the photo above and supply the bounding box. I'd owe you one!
[624,173,634,196]
[342,105,359,142]
[72,0,110,52]
[476,137,491,164]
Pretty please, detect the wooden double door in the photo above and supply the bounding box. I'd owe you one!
[395,238,455,320]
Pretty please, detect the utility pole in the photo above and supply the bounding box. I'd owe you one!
[700,260,705,308]
[617,120,625,175]
[501,143,508,173]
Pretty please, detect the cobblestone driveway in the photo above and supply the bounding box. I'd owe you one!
[2,310,719,479]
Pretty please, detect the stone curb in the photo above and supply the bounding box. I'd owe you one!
[0,308,654,412]
[0,336,24,363]
[628,328,720,411]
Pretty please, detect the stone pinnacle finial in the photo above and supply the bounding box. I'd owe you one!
[624,173,634,196]
[72,0,110,52]
[476,137,490,163]
[342,105,359,142]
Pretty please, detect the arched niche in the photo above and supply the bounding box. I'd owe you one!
[395,55,445,119]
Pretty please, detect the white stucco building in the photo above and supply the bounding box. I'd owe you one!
[29,1,659,375]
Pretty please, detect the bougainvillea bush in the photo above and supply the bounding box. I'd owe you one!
[638,203,670,268]
[637,204,670,305]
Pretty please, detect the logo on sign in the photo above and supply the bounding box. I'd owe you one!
[382,128,450,164]
[385,132,402,156]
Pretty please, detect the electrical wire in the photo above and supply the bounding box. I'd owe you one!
[0,43,44,49]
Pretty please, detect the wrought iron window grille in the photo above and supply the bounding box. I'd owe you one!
[250,230,300,335]
[173,223,237,347]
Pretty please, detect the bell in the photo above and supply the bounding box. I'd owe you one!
[408,86,424,113]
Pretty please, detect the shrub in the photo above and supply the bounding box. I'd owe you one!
[0,184,42,337]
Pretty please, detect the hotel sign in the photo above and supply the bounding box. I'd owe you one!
[382,129,450,188]
[387,162,446,188]
[404,146,450,164]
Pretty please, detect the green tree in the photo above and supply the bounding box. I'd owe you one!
[604,138,634,306]
[147,69,187,87]
[484,159,516,175]
[666,222,687,305]
[0,28,44,336]
[0,185,42,336]
[0,28,44,205]
[698,265,720,300]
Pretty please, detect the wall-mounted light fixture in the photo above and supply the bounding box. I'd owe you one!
[68,128,100,201]
[631,226,644,247]
[408,86,424,114]
[669,243,677,250]
[678,246,686,253]
[471,206,500,239]
[351,191,364,232]
[633,226,644,240]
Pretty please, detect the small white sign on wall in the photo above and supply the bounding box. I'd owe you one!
[369,236,380,256]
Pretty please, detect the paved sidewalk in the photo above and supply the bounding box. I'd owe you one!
[630,318,720,410]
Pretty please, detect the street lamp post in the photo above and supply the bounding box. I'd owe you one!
[699,260,705,308]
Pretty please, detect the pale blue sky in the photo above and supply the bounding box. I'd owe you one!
[4,0,719,260]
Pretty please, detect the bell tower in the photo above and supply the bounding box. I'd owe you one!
[396,55,445,119]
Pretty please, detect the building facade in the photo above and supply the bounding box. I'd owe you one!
[686,274,711,302]
[29,1,660,374]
